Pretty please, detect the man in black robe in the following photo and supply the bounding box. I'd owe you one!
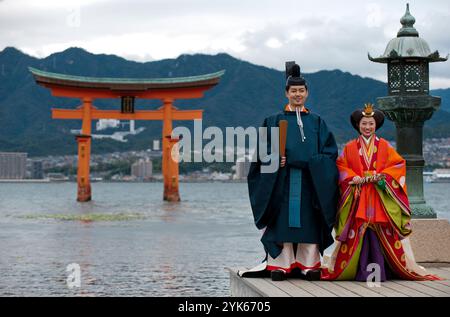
[240,63,339,281]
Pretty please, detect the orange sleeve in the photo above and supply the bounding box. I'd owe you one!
[379,140,408,194]
[336,143,359,189]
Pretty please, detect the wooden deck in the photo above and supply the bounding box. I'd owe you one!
[228,267,450,297]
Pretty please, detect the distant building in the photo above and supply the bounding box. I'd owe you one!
[96,119,120,131]
[46,172,68,181]
[131,159,153,180]
[210,171,231,181]
[0,152,27,179]
[31,160,44,179]
[234,159,251,179]
[153,140,160,151]
[430,169,450,183]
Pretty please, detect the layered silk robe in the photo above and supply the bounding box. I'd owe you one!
[321,135,439,281]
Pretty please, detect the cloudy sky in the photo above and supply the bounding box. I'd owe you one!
[1,0,449,88]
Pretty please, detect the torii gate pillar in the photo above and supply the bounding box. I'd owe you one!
[76,134,92,202]
[162,98,181,201]
[76,97,93,202]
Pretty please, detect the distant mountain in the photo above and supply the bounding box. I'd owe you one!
[0,46,449,156]
[432,89,450,112]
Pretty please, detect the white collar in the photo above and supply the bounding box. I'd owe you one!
[361,134,374,145]
[288,104,306,112]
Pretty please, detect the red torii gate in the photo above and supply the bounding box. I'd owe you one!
[30,67,224,202]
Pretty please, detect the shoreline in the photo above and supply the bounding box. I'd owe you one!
[0,179,248,184]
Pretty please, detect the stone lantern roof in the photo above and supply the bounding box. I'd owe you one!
[368,3,448,63]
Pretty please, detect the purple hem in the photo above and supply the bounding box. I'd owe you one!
[355,229,387,282]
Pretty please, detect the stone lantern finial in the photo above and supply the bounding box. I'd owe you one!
[398,3,419,37]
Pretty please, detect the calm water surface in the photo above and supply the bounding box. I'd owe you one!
[0,182,448,296]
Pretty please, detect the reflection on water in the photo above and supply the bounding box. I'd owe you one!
[0,182,448,296]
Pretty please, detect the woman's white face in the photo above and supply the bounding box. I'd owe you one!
[359,117,376,138]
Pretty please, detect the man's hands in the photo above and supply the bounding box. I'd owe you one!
[280,156,286,167]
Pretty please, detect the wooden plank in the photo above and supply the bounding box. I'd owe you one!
[424,268,450,287]
[334,281,384,297]
[241,277,290,297]
[345,281,408,297]
[427,268,450,280]
[228,267,289,297]
[433,279,450,287]
[413,268,450,294]
[229,270,262,297]
[440,267,450,272]
[381,281,431,297]
[289,279,338,297]
[263,279,313,297]
[311,281,361,297]
[391,280,449,297]
[228,267,450,297]
[419,281,450,294]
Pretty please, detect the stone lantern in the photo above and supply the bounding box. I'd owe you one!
[369,3,448,218]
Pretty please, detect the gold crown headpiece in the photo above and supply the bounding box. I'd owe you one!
[362,103,374,117]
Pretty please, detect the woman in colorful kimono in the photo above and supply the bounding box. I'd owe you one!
[321,104,439,281]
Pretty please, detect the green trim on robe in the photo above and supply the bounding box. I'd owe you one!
[335,185,412,239]
[336,236,364,280]
[335,190,354,238]
[375,187,412,237]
